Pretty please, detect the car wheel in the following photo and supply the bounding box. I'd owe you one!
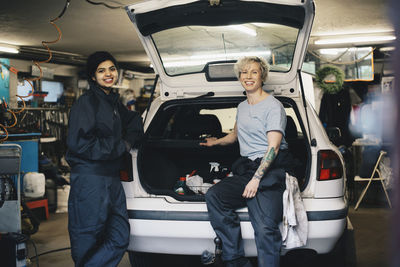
[282,248,317,267]
[128,251,155,267]
[129,252,209,267]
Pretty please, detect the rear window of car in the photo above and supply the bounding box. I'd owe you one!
[152,23,299,76]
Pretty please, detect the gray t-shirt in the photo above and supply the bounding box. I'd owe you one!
[236,95,288,160]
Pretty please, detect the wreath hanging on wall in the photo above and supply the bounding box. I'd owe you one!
[316,65,345,94]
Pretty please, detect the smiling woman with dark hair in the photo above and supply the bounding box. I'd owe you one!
[66,51,144,267]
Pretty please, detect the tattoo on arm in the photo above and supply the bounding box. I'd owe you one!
[253,147,276,180]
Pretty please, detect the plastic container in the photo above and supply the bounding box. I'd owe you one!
[23,172,45,198]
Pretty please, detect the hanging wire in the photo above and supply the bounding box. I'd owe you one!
[27,237,39,267]
[52,0,71,20]
[0,0,70,143]
[85,0,124,9]
[307,47,375,65]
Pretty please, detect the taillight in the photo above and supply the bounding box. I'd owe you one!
[317,150,343,181]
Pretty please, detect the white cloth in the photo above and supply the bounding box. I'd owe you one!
[280,173,308,249]
[186,175,213,194]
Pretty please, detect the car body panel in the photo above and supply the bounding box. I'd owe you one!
[125,198,346,255]
[128,219,346,255]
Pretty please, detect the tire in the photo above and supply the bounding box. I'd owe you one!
[128,252,207,267]
[128,251,155,267]
[282,248,317,267]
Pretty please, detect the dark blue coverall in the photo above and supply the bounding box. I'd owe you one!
[66,83,143,267]
[206,150,293,267]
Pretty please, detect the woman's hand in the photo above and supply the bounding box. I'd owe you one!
[199,137,218,147]
[242,178,260,198]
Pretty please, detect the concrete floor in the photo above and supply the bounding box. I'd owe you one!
[25,211,130,267]
[24,204,392,267]
[350,206,391,267]
[26,206,392,267]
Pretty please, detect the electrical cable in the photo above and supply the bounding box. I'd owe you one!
[27,237,39,267]
[85,0,123,9]
[30,247,71,261]
[52,0,70,20]
[307,47,375,65]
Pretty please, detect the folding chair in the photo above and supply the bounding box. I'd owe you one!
[354,150,392,210]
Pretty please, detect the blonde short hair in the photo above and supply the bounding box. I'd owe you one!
[234,56,270,82]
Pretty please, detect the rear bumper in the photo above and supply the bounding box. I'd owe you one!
[127,204,347,255]
[128,206,347,221]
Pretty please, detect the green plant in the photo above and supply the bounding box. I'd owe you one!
[316,66,345,94]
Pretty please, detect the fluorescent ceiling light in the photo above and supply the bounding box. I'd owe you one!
[313,29,394,37]
[319,49,340,55]
[315,35,396,45]
[252,23,270,27]
[0,44,19,54]
[229,25,257,36]
[164,51,270,68]
[319,47,372,55]
[380,46,395,52]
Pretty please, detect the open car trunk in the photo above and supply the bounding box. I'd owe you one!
[137,96,310,201]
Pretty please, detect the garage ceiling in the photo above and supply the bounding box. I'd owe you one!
[0,0,395,71]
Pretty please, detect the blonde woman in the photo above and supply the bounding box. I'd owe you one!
[201,56,293,267]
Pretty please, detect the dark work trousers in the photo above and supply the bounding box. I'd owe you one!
[68,172,129,267]
[206,150,292,267]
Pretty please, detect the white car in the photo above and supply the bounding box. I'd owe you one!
[123,0,348,266]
